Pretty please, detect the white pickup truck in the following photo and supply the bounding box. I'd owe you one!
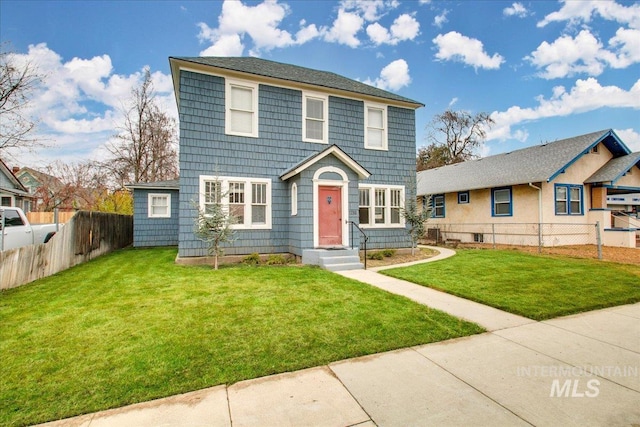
[0,207,60,251]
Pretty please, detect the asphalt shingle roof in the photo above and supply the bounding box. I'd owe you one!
[417,129,629,195]
[126,179,179,190]
[171,56,423,107]
[585,152,640,184]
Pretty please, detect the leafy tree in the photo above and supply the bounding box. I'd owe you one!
[417,143,449,171]
[403,195,432,255]
[92,189,133,215]
[0,45,42,155]
[105,68,178,187]
[419,110,494,170]
[192,183,236,270]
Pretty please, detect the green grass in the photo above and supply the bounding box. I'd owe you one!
[0,248,483,427]
[383,249,640,321]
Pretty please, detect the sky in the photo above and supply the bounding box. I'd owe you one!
[1,0,639,168]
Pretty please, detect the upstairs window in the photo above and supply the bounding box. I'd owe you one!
[226,80,258,138]
[303,93,328,143]
[555,184,583,215]
[365,103,387,150]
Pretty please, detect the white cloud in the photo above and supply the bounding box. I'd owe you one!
[503,2,529,18]
[526,28,640,79]
[487,78,640,141]
[433,31,504,70]
[295,20,320,45]
[340,0,398,22]
[538,0,640,29]
[323,8,364,47]
[6,43,176,164]
[364,59,411,91]
[608,28,640,68]
[448,97,458,107]
[614,129,640,152]
[198,0,326,56]
[199,32,244,56]
[367,13,419,45]
[433,10,448,28]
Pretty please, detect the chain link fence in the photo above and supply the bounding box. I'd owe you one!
[422,222,603,259]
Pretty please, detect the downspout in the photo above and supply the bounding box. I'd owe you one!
[529,183,542,252]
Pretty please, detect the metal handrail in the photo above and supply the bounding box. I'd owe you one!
[347,220,369,269]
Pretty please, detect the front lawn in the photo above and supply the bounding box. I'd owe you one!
[383,249,640,321]
[0,248,483,427]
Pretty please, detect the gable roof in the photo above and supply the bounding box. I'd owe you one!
[170,56,423,109]
[585,152,640,184]
[280,145,370,181]
[0,158,30,197]
[417,129,631,195]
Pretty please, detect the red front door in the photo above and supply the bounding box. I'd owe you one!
[318,186,342,246]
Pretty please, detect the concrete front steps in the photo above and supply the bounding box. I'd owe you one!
[301,248,364,272]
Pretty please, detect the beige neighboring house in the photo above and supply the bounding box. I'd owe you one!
[416,129,640,248]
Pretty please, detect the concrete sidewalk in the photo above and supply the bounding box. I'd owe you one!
[38,248,640,426]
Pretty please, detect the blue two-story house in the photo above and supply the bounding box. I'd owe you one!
[129,57,423,269]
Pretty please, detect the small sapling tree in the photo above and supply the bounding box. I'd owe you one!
[403,195,432,255]
[193,182,236,270]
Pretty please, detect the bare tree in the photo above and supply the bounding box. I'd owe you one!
[105,68,178,187]
[0,46,42,154]
[422,110,494,169]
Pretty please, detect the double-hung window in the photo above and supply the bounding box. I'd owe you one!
[431,195,445,218]
[359,189,370,225]
[492,187,512,216]
[374,189,386,224]
[226,79,258,137]
[364,103,387,150]
[148,193,171,218]
[555,184,583,215]
[358,185,404,227]
[303,93,328,143]
[199,176,271,229]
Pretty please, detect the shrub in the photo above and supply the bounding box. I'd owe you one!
[242,253,261,265]
[367,251,385,260]
[266,254,287,265]
[380,249,396,257]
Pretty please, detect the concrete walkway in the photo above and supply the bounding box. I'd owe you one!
[38,248,640,427]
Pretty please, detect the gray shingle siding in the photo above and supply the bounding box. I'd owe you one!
[132,189,179,247]
[176,68,416,258]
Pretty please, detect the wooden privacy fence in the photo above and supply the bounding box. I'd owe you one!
[0,211,133,290]
[26,211,76,225]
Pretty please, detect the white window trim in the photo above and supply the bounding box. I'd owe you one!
[364,102,388,151]
[358,184,405,228]
[199,175,272,230]
[302,92,329,144]
[148,193,171,218]
[225,78,259,138]
[291,182,298,216]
